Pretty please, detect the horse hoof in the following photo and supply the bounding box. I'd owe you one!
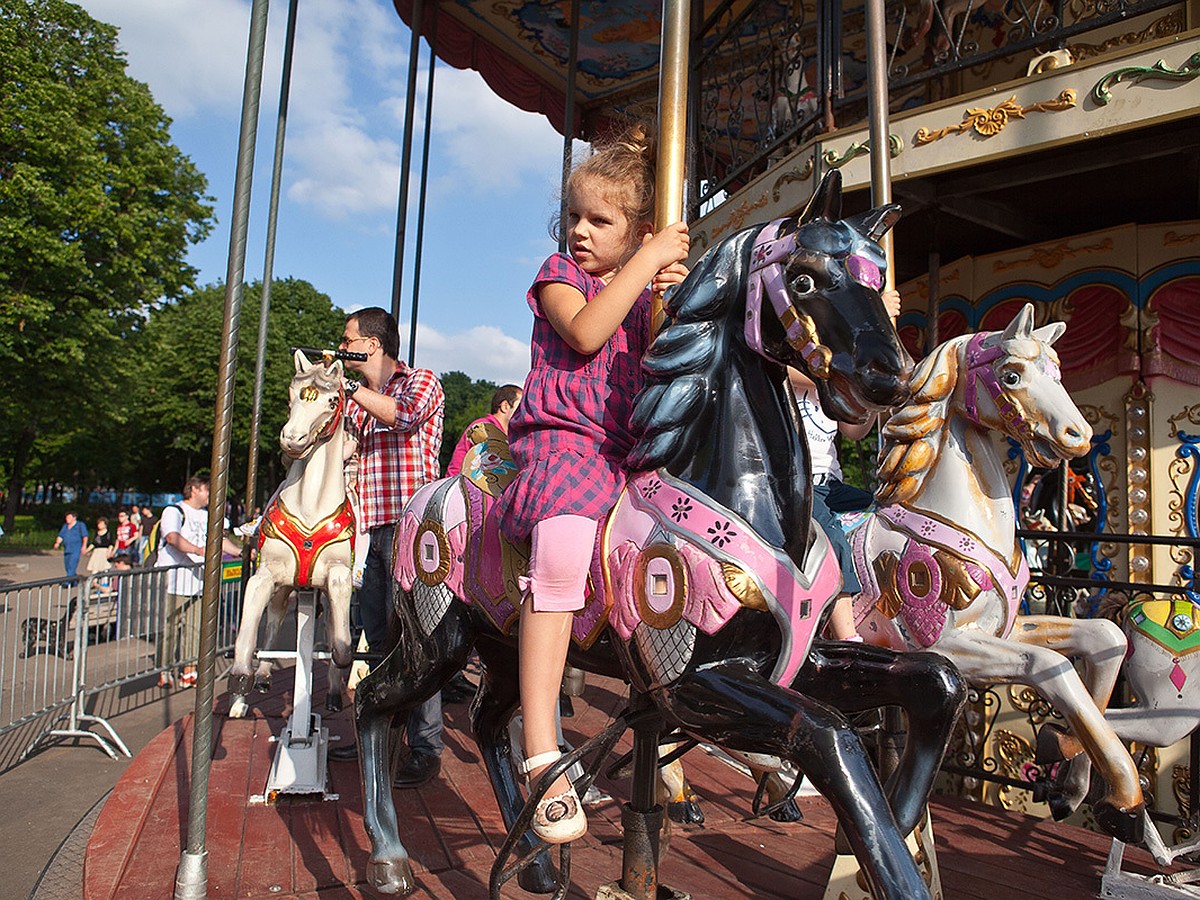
[325,693,343,713]
[1095,802,1145,844]
[1046,791,1074,822]
[253,675,271,693]
[368,857,415,895]
[228,672,253,696]
[1036,723,1083,764]
[668,800,705,825]
[769,799,803,824]
[516,850,558,894]
[229,697,249,719]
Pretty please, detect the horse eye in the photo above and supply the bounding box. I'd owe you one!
[1003,370,1020,387]
[792,273,815,294]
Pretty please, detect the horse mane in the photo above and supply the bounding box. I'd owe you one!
[627,227,758,471]
[875,334,967,506]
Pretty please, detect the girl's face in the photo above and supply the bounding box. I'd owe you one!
[566,177,645,281]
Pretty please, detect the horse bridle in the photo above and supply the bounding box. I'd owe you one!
[963,333,1035,440]
[298,381,346,444]
[746,218,832,377]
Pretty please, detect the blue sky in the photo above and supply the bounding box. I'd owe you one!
[79,0,570,386]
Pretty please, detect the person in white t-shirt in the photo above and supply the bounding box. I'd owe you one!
[155,475,241,687]
[789,288,902,641]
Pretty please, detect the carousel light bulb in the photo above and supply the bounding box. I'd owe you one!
[1129,466,1148,484]
[1131,527,1147,536]
[1129,508,1148,525]
[1130,427,1147,441]
[1130,488,1148,505]
[1130,406,1146,420]
[1129,445,1147,462]
[1130,554,1150,573]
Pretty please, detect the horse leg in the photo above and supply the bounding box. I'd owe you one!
[228,570,277,718]
[324,564,354,668]
[1105,630,1199,748]
[665,663,931,900]
[356,596,472,895]
[799,640,966,835]
[938,630,1144,842]
[471,638,558,894]
[252,586,292,692]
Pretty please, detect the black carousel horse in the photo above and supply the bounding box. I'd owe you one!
[352,171,967,899]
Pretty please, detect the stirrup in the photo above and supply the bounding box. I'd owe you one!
[521,751,587,844]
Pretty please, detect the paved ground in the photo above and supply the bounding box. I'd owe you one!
[0,549,351,900]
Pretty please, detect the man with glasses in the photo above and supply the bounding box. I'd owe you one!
[328,307,447,791]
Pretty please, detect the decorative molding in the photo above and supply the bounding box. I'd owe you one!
[992,237,1113,272]
[709,192,769,242]
[771,154,815,202]
[1068,11,1185,61]
[1091,51,1200,106]
[1165,231,1200,247]
[915,90,1077,146]
[821,134,903,169]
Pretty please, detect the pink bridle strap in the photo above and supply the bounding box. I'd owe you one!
[745,219,820,361]
[963,333,1034,440]
[315,388,346,442]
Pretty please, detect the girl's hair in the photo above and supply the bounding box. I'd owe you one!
[552,122,657,246]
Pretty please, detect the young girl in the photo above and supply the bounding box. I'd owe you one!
[493,127,689,843]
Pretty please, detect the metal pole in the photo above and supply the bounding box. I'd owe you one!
[558,0,581,253]
[390,0,426,326]
[245,0,299,521]
[174,2,268,897]
[864,0,895,290]
[651,0,691,335]
[407,2,438,367]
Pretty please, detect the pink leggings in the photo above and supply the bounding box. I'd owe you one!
[522,515,598,612]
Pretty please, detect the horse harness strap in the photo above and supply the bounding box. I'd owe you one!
[872,504,1029,644]
[259,497,355,588]
[963,333,1034,440]
[746,219,826,372]
[316,388,346,442]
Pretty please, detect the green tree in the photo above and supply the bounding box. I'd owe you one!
[0,0,213,528]
[439,371,498,472]
[132,279,348,504]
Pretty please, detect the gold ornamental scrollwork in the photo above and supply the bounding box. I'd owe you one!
[771,154,815,202]
[710,193,769,242]
[822,134,903,169]
[914,89,1076,146]
[1166,405,1200,575]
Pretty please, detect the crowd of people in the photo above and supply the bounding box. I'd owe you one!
[53,504,156,578]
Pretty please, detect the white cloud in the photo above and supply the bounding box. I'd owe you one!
[82,0,252,119]
[403,323,529,386]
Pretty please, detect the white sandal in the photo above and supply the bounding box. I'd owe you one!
[521,750,587,844]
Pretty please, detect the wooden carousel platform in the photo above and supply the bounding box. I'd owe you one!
[82,666,1175,899]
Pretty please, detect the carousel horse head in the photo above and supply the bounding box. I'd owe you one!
[878,303,1090,506]
[750,169,912,421]
[281,349,346,460]
[630,170,910,474]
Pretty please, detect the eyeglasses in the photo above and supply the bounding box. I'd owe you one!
[338,335,370,348]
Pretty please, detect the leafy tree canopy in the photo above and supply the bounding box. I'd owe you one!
[0,0,214,524]
[439,371,498,472]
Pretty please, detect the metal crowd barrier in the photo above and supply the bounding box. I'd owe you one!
[0,561,244,761]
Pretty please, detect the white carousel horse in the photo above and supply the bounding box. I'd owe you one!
[227,350,355,717]
[851,304,1146,841]
[1105,594,1200,864]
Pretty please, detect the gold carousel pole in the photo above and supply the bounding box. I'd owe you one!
[865,0,895,291]
[650,0,690,336]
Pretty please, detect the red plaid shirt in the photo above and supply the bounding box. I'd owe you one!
[347,362,444,529]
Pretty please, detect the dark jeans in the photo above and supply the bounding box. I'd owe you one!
[359,523,443,757]
[812,479,871,594]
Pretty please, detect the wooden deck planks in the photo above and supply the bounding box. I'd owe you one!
[83,665,1184,899]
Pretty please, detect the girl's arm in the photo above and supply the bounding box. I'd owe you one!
[543,223,689,355]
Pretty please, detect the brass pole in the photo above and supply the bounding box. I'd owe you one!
[651,0,691,335]
[864,0,895,290]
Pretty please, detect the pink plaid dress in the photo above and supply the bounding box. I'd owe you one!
[495,252,651,543]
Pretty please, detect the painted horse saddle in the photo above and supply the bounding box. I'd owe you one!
[1127,598,1200,658]
[258,497,355,588]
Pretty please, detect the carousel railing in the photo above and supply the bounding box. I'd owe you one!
[689,0,1185,214]
[941,527,1200,839]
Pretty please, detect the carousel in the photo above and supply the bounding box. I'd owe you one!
[78,2,1200,899]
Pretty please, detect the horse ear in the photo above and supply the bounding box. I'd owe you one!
[294,348,311,373]
[330,359,344,379]
[847,204,902,242]
[1001,303,1036,342]
[1032,322,1066,346]
[799,170,842,224]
